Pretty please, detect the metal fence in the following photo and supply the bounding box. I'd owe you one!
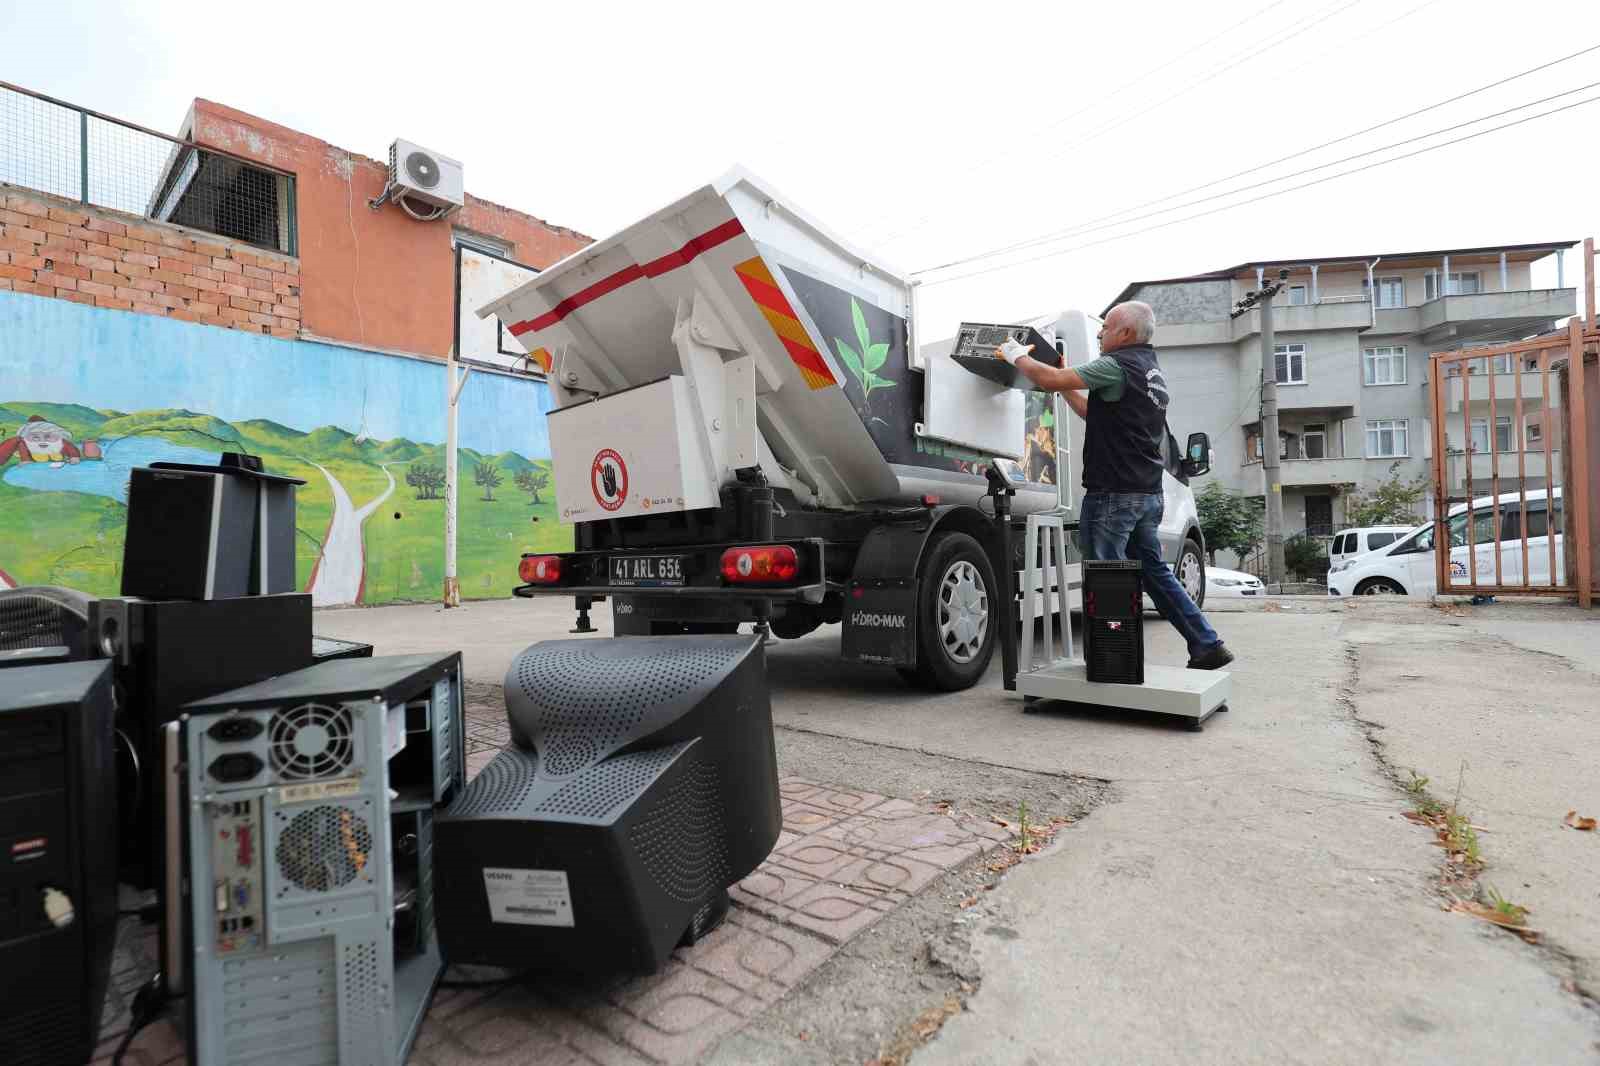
[1428,239,1596,606]
[0,81,295,255]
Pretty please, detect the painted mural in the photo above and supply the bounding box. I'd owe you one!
[0,291,569,604]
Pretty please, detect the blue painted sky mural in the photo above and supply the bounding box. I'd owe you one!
[0,292,551,457]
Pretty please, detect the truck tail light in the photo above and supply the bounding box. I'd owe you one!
[720,545,799,585]
[519,555,562,585]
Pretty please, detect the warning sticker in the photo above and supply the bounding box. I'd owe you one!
[483,867,575,927]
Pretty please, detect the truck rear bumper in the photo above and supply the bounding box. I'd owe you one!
[513,583,828,601]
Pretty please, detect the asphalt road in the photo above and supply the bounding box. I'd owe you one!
[313,595,1600,1064]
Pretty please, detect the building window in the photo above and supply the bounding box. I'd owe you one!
[1285,284,1308,306]
[1302,423,1326,459]
[1366,419,1409,458]
[1363,275,1405,308]
[1471,416,1515,453]
[1274,343,1306,384]
[1363,345,1407,385]
[1425,270,1482,300]
[1526,420,1543,448]
[452,227,514,259]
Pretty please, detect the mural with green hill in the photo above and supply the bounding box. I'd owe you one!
[0,291,568,604]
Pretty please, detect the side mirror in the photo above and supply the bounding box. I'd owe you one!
[1181,432,1211,478]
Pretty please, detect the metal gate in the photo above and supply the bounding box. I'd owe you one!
[1429,241,1596,606]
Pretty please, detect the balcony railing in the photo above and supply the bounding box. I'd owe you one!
[1,80,296,255]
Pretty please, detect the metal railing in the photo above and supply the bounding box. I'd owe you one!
[1,80,296,255]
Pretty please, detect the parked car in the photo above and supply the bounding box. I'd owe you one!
[1328,525,1416,574]
[1206,566,1265,598]
[1327,489,1563,597]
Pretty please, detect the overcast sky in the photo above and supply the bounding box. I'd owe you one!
[6,0,1597,339]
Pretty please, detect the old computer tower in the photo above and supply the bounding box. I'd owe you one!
[177,653,463,1066]
[0,661,119,1066]
[1082,560,1146,685]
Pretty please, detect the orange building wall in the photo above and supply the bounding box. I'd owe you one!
[188,99,589,359]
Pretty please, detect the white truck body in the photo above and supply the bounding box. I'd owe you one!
[478,168,1063,521]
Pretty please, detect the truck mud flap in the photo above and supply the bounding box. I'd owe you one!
[840,580,916,666]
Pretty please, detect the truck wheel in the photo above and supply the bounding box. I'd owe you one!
[906,532,997,692]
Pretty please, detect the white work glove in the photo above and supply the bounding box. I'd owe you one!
[996,337,1034,365]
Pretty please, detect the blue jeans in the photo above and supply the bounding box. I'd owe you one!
[1079,492,1221,657]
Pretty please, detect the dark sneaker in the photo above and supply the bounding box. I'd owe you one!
[1187,643,1234,670]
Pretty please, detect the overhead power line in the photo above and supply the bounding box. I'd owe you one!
[916,91,1600,289]
[860,0,1364,247]
[914,70,1600,277]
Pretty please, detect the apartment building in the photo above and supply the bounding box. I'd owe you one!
[1107,242,1578,551]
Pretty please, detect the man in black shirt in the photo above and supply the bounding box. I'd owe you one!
[997,301,1232,670]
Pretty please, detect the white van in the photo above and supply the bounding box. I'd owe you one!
[1329,525,1415,574]
[1327,489,1564,597]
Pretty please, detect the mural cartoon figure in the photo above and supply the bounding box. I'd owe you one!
[0,414,102,467]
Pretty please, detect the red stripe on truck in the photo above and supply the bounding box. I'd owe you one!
[507,219,746,337]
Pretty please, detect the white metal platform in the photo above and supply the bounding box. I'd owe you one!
[1016,660,1231,730]
[1014,513,1232,731]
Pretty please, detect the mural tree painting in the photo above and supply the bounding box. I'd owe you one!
[474,459,503,502]
[406,462,446,500]
[515,467,550,504]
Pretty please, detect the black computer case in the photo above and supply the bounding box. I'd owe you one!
[0,661,119,1066]
[1082,560,1145,685]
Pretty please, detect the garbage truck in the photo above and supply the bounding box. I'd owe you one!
[480,169,1212,691]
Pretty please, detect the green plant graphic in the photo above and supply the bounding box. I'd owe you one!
[834,299,895,414]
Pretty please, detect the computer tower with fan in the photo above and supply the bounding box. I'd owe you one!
[176,653,463,1066]
[0,661,119,1066]
[1082,560,1146,685]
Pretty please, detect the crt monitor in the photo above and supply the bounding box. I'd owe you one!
[434,635,781,974]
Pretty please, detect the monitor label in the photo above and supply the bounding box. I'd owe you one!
[483,866,575,927]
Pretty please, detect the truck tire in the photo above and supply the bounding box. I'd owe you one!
[904,532,997,692]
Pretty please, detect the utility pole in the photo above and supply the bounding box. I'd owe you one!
[1231,270,1289,585]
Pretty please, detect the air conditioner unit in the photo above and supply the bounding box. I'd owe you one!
[387,138,464,213]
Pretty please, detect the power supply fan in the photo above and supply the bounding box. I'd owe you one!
[276,805,372,893]
[269,702,355,780]
[404,151,440,189]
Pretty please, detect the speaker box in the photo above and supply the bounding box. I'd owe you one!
[0,661,118,1066]
[120,454,303,601]
[115,594,313,888]
[1083,559,1145,685]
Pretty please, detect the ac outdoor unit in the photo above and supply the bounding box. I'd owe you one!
[387,139,464,213]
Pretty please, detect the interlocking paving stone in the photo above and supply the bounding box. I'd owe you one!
[96,708,1009,1065]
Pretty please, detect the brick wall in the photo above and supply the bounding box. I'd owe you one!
[0,185,301,338]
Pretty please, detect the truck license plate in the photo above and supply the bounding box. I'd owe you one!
[610,555,685,587]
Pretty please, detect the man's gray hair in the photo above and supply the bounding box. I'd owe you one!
[1113,300,1157,343]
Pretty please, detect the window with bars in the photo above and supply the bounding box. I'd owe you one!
[1273,343,1306,384]
[1366,419,1408,458]
[1363,346,1407,385]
